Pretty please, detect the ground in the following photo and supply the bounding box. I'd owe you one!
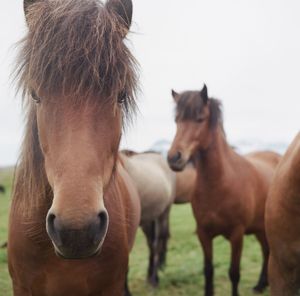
[0,169,268,295]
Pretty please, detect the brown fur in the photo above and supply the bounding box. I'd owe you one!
[266,132,300,295]
[168,87,281,296]
[9,1,140,295]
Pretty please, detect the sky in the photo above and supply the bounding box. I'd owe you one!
[0,0,300,166]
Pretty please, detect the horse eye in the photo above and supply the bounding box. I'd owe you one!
[196,117,205,123]
[31,91,41,104]
[118,92,127,104]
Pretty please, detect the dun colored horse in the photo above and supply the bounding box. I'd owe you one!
[8,0,140,295]
[168,85,281,296]
[266,132,300,295]
[121,151,195,286]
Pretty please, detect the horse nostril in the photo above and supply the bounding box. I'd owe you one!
[168,151,182,164]
[48,213,56,223]
[175,151,182,162]
[47,213,56,232]
[94,211,109,244]
[46,212,62,246]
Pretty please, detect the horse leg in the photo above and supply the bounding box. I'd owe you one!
[124,268,132,296]
[149,219,160,287]
[158,205,171,270]
[198,231,214,296]
[141,220,159,287]
[229,229,244,296]
[253,232,269,293]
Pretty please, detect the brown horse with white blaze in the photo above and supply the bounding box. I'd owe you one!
[266,133,300,295]
[8,0,140,295]
[168,85,281,296]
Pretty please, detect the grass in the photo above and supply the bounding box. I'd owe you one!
[0,169,269,295]
[0,167,13,296]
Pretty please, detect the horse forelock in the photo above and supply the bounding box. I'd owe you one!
[15,0,138,117]
[175,91,223,129]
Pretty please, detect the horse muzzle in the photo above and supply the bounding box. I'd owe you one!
[167,151,187,172]
[46,210,109,259]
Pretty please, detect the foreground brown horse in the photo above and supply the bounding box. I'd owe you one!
[8,0,140,295]
[168,85,281,296]
[266,133,300,295]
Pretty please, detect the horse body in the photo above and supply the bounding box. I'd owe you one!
[168,85,280,296]
[266,132,300,295]
[192,133,279,238]
[121,151,195,286]
[122,152,176,222]
[121,152,176,286]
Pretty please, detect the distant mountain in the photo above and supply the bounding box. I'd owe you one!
[150,139,288,157]
[233,139,288,155]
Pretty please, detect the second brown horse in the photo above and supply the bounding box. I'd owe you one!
[168,85,280,296]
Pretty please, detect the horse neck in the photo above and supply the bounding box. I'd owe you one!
[280,135,300,205]
[195,125,233,184]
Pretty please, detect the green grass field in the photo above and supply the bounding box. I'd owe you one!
[0,169,269,295]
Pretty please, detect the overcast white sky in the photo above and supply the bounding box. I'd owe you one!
[0,0,299,166]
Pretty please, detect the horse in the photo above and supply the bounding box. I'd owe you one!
[266,132,300,295]
[8,1,140,295]
[121,151,195,286]
[167,84,281,296]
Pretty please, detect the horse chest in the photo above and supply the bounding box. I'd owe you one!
[9,221,127,296]
[199,212,225,233]
[29,254,124,296]
[192,189,248,236]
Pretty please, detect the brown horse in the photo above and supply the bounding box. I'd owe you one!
[266,133,300,295]
[8,1,140,296]
[168,85,281,296]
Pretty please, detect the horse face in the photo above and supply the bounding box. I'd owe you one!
[22,0,134,259]
[168,118,211,172]
[35,97,121,259]
[168,86,211,171]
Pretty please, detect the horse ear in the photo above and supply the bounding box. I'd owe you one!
[171,89,180,103]
[24,0,37,23]
[106,0,133,36]
[200,84,208,104]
